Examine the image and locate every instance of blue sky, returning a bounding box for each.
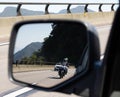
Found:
[15,23,52,53]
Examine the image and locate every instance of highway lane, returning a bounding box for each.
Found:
[0,45,22,94]
[14,69,75,88]
[96,25,111,54]
[0,24,111,96]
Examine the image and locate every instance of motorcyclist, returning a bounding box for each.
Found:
[61,58,69,75]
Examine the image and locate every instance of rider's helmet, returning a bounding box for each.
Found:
[64,58,68,61]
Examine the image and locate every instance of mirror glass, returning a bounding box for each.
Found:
[12,21,89,88]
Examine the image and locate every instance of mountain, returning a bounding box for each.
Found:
[58,6,94,14]
[0,7,44,17]
[14,42,43,62]
[0,6,94,17]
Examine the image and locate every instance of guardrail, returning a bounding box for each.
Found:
[0,2,119,15]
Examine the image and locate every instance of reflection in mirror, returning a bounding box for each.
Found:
[13,21,88,88]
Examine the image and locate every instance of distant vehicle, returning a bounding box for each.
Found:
[54,58,69,71]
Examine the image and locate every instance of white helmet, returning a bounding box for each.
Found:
[64,58,68,61]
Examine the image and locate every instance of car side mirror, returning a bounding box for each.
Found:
[9,19,100,91]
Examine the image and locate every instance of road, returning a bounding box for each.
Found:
[96,25,111,54]
[0,45,22,94]
[14,69,75,88]
[0,25,111,96]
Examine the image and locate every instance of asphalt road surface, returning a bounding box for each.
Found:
[14,69,75,88]
[0,25,111,96]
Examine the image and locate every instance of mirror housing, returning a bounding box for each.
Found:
[8,19,100,91]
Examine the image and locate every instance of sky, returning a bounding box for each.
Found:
[15,23,52,53]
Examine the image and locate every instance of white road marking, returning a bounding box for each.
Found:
[0,42,9,46]
[96,25,111,29]
[3,87,33,97]
[32,83,37,85]
[100,55,104,60]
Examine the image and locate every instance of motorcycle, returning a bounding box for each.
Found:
[58,65,67,78]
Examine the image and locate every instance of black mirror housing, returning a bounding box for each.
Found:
[8,19,100,91]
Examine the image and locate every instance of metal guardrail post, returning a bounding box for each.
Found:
[45,4,49,14]
[99,4,103,12]
[67,4,71,13]
[85,4,89,12]
[111,4,115,11]
[17,4,22,16]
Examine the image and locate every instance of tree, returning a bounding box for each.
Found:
[40,22,87,65]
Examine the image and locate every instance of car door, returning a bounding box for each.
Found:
[101,4,120,97]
